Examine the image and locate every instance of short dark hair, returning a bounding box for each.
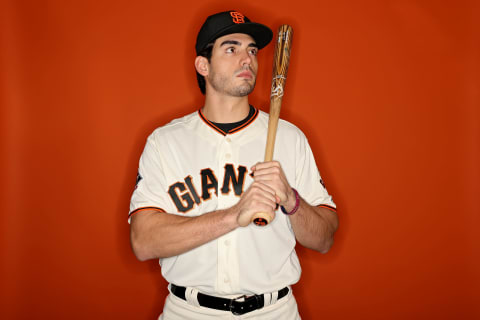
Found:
[196,43,214,95]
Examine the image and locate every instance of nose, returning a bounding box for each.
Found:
[240,49,252,67]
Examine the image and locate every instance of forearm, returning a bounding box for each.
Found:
[130,181,278,261]
[130,208,238,261]
[288,199,338,253]
[251,161,338,253]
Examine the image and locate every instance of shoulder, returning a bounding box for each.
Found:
[149,110,199,140]
[257,109,307,141]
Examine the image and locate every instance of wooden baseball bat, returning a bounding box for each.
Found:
[252,25,293,226]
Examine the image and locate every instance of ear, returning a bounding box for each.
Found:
[195,56,209,76]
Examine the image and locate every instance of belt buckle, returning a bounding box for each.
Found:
[229,294,260,316]
[229,295,247,315]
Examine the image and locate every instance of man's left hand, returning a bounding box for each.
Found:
[251,161,296,211]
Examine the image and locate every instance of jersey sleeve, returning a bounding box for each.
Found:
[294,131,336,211]
[128,132,174,222]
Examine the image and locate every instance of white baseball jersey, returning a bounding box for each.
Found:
[129,107,336,296]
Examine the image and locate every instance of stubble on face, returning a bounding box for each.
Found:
[208,67,256,97]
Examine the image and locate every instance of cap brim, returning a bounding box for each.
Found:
[204,22,273,51]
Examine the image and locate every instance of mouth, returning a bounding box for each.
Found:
[237,70,254,79]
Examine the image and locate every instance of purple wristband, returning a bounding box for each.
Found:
[281,188,300,215]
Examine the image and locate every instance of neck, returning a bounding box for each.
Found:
[202,93,250,123]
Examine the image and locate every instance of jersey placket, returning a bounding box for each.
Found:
[216,134,240,294]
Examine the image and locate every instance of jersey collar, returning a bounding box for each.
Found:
[198,106,259,136]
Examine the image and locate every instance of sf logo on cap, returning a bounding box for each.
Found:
[230,11,245,24]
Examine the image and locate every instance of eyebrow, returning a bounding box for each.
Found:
[219,40,258,48]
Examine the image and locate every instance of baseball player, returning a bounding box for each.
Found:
[129,10,338,319]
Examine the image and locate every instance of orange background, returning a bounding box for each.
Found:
[1,0,479,319]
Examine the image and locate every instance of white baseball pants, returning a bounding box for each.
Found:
[158,288,301,320]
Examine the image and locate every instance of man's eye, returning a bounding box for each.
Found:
[226,47,235,53]
[249,48,258,56]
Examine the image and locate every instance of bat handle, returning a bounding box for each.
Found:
[250,101,280,227]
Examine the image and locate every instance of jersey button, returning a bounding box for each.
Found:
[226,138,232,143]
[225,153,231,159]
[224,240,231,246]
[224,277,230,283]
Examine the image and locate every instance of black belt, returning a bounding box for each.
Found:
[170,284,289,315]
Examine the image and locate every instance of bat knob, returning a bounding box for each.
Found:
[253,217,269,226]
[251,212,274,227]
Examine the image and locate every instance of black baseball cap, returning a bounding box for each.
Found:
[195,10,273,55]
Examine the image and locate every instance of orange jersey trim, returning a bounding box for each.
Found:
[229,108,259,134]
[128,206,166,218]
[318,204,337,213]
[198,108,259,136]
[198,109,226,135]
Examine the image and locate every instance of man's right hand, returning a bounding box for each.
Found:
[234,181,278,227]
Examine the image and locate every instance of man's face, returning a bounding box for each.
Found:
[206,33,259,97]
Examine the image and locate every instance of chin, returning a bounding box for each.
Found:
[233,82,255,97]
[232,87,254,97]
